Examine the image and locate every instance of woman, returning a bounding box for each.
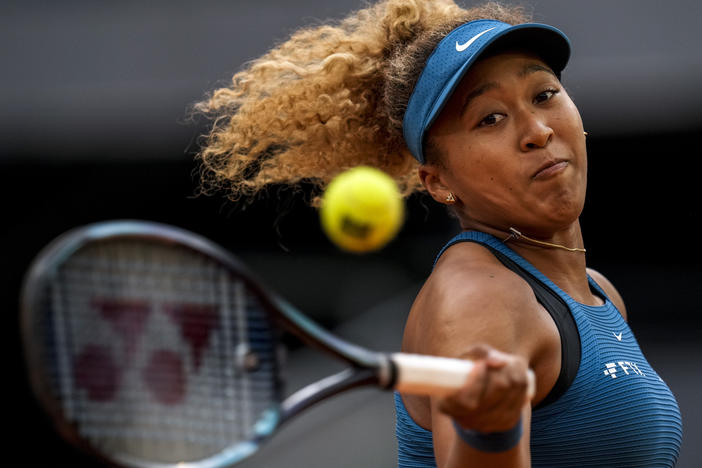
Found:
[195,1,683,466]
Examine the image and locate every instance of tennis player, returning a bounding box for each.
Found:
[194,1,683,466]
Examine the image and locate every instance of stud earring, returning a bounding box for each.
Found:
[445,193,456,204]
[583,131,589,136]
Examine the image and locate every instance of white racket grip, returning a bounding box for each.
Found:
[391,353,536,399]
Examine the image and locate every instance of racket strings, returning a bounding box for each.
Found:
[35,240,282,463]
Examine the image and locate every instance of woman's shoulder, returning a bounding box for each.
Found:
[586,267,628,320]
[431,240,531,302]
[404,241,542,357]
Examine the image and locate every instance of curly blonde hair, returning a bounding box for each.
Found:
[194,0,529,205]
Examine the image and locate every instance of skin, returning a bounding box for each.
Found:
[401,52,628,468]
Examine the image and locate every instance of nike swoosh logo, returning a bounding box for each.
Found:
[613,331,623,341]
[456,27,496,52]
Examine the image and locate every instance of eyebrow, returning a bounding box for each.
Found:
[518,63,557,78]
[460,82,499,117]
[460,63,557,117]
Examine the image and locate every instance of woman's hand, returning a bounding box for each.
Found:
[438,344,531,434]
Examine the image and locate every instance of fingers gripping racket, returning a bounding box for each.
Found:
[21,220,534,468]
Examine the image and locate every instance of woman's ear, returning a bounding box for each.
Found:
[418,165,455,205]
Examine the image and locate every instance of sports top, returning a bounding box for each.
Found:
[394,231,682,467]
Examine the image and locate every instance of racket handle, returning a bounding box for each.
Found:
[390,353,536,399]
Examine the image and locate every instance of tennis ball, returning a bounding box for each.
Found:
[320,166,404,253]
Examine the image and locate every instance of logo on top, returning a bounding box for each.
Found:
[603,361,645,379]
[455,27,496,52]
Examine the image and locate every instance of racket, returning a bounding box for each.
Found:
[21,220,535,468]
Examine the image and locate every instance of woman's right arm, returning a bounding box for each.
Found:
[403,245,545,468]
[430,347,532,468]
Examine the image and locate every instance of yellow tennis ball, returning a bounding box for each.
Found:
[320,166,404,253]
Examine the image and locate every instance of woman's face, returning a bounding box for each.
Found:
[422,51,587,236]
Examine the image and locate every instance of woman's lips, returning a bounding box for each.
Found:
[533,160,568,180]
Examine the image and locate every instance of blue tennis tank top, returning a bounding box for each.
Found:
[394,231,683,467]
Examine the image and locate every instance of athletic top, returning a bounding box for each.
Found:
[394,231,683,468]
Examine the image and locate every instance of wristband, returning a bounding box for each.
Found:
[451,417,523,453]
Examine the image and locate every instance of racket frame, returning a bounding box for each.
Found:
[20,220,396,468]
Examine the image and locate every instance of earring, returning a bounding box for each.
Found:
[445,193,456,204]
[583,131,589,136]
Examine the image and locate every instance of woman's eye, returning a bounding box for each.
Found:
[478,113,505,127]
[534,89,558,104]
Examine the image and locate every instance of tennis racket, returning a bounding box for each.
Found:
[21,220,534,468]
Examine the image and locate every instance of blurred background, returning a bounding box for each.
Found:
[2,0,700,466]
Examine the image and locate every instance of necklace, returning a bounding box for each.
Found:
[504,227,586,253]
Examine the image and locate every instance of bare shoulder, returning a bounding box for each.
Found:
[404,241,541,358]
[587,267,628,320]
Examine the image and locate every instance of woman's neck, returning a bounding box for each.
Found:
[461,220,601,306]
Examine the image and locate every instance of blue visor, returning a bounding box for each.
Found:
[402,19,570,163]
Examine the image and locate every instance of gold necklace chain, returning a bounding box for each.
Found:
[504,227,586,253]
